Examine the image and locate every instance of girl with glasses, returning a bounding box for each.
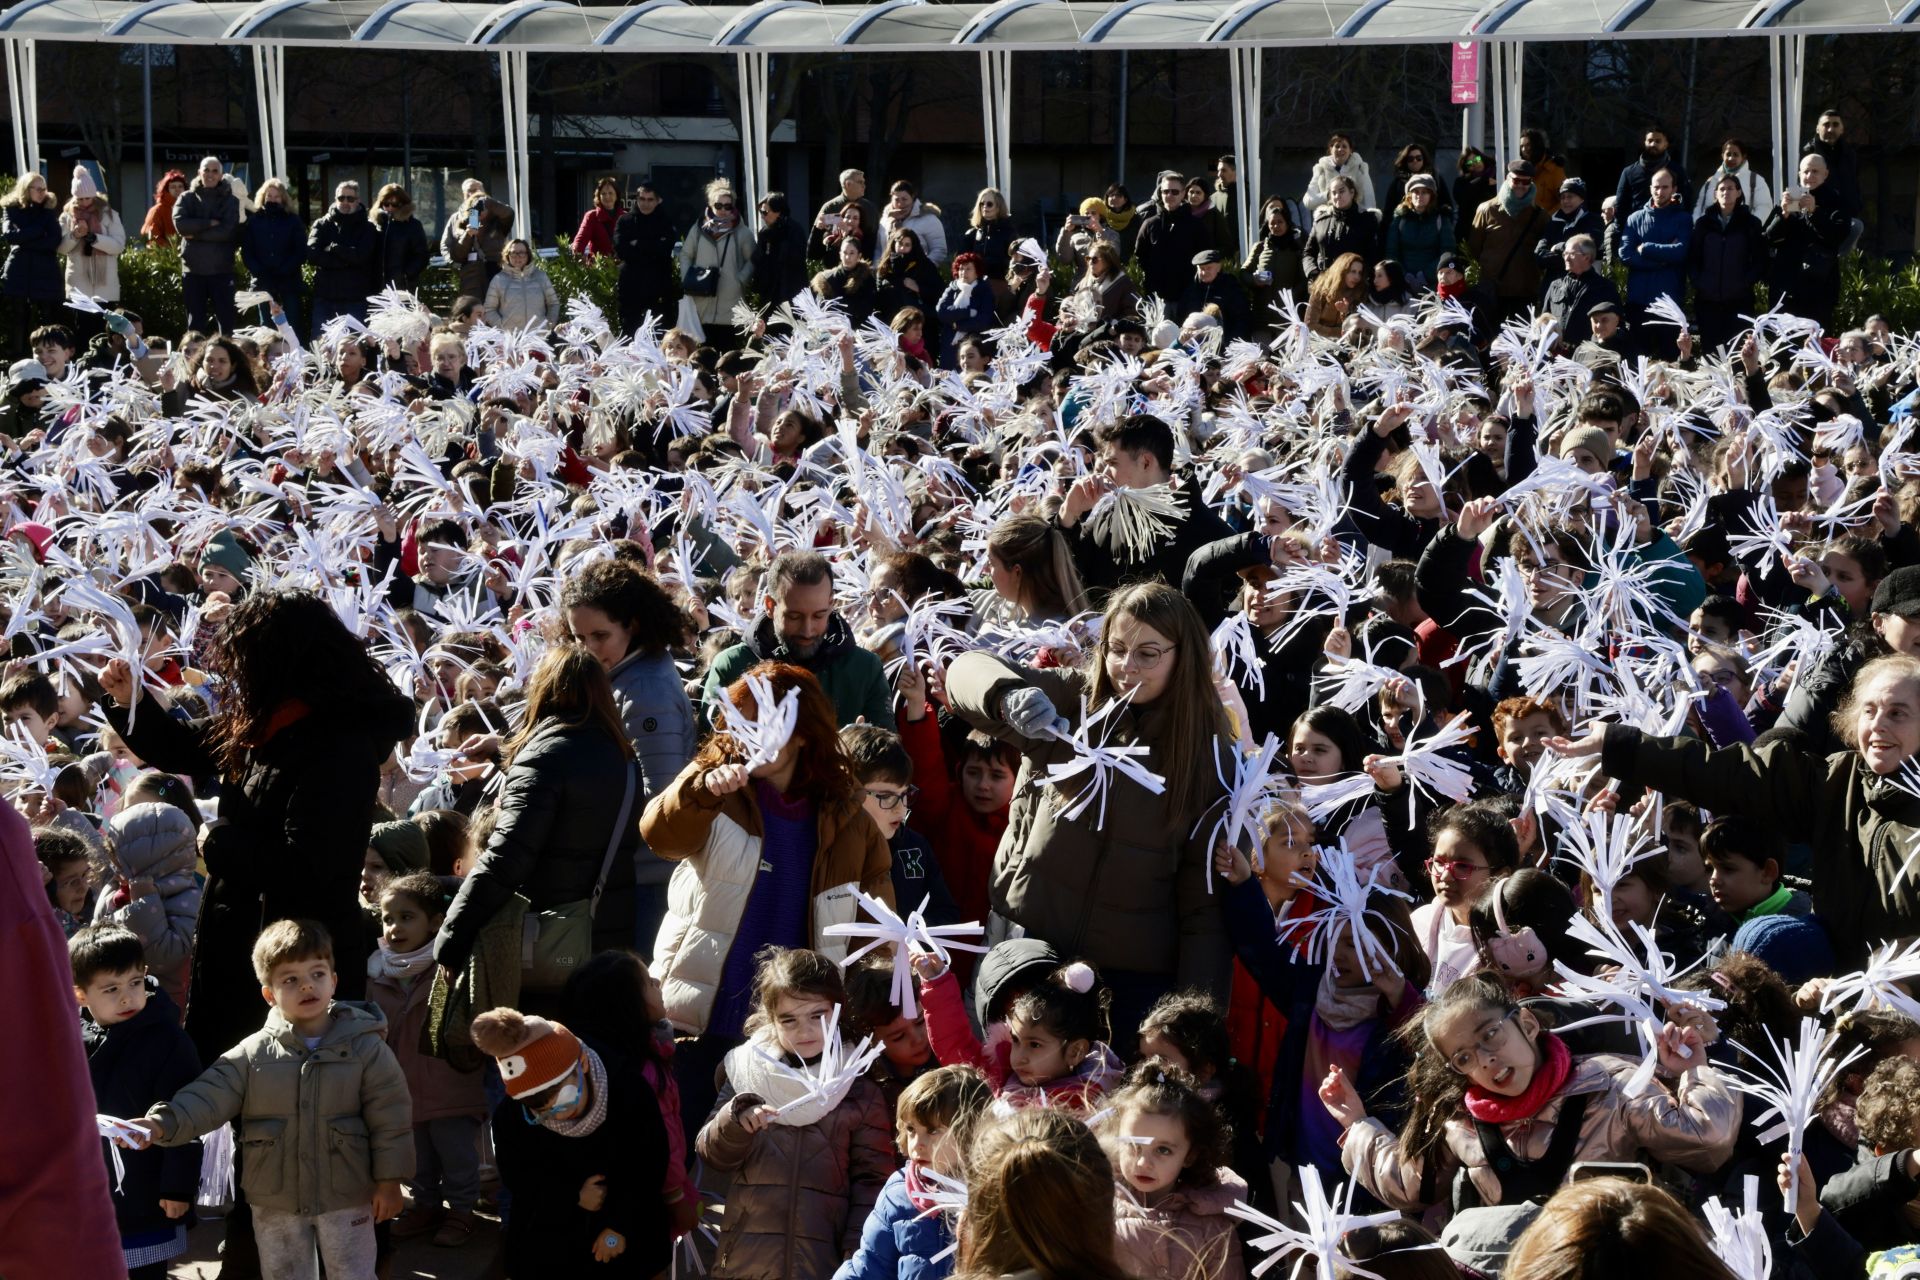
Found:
[1409,799,1519,995]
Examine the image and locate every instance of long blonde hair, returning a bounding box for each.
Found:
[1309,251,1368,312]
[3,172,49,209]
[955,1110,1128,1280]
[970,186,1007,229]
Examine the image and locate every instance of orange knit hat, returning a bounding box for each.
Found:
[469,1008,586,1099]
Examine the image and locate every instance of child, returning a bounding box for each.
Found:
[1288,706,1391,874]
[72,925,203,1280]
[1818,1056,1920,1254]
[407,699,500,817]
[1491,696,1568,790]
[912,935,1060,1076]
[839,723,963,928]
[1412,799,1520,993]
[895,666,1013,935]
[922,953,1122,1116]
[1136,991,1266,1211]
[38,826,95,936]
[833,1064,991,1280]
[845,955,939,1125]
[1700,813,1811,926]
[93,800,201,1015]
[1222,802,1319,1138]
[1105,1059,1246,1280]
[366,874,487,1248]
[698,946,894,1280]
[121,919,414,1279]
[1322,972,1740,1211]
[954,1108,1130,1279]
[1661,800,1710,896]
[1806,1010,1920,1186]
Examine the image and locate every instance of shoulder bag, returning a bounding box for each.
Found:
[521,759,637,994]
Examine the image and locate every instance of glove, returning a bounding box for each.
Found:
[1003,686,1067,739]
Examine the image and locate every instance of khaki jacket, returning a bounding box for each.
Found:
[147,1001,414,1215]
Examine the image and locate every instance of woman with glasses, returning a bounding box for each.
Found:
[946,581,1234,1048]
[612,181,677,337]
[678,178,757,350]
[571,175,622,261]
[371,183,430,290]
[957,186,1015,284]
[482,237,560,332]
[1381,143,1449,217]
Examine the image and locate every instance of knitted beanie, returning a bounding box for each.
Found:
[71,167,100,202]
[1731,913,1835,987]
[1557,425,1613,466]
[368,820,430,876]
[470,1009,587,1099]
[198,531,254,583]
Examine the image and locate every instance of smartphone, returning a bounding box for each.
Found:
[1568,1161,1652,1185]
[468,207,482,229]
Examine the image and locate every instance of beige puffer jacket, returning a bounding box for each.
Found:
[1341,1052,1741,1213]
[696,1034,895,1280]
[1111,1167,1247,1280]
[146,1000,415,1215]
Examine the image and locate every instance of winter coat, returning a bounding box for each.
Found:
[1,201,64,301]
[1060,473,1236,602]
[373,212,430,289]
[1132,207,1202,306]
[1385,205,1453,285]
[1541,267,1620,349]
[105,692,413,1065]
[1111,1168,1247,1280]
[1803,135,1864,221]
[1531,204,1605,284]
[679,219,757,327]
[753,215,811,308]
[1468,195,1547,303]
[436,718,642,972]
[698,1035,895,1280]
[815,264,879,329]
[92,802,201,1013]
[612,203,679,328]
[1176,270,1250,339]
[1242,227,1307,313]
[1688,206,1769,304]
[240,203,306,287]
[366,958,486,1123]
[1303,204,1381,281]
[483,260,561,330]
[573,204,619,260]
[1764,187,1850,324]
[875,252,944,332]
[1614,151,1693,218]
[1067,267,1140,329]
[58,203,126,303]
[308,204,378,301]
[441,196,514,299]
[1528,156,1568,209]
[639,764,894,1036]
[832,1167,955,1280]
[1598,725,1920,966]
[1181,531,1333,744]
[956,218,1014,278]
[934,278,996,367]
[809,192,882,259]
[1820,1148,1917,1255]
[946,652,1232,993]
[81,983,203,1238]
[172,180,241,277]
[1342,1051,1739,1211]
[897,710,1008,929]
[610,647,697,828]
[145,1000,415,1216]
[1619,201,1692,306]
[1694,166,1776,221]
[141,171,185,243]
[1341,428,1445,559]
[879,199,948,266]
[701,613,893,731]
[1304,154,1378,213]
[1453,173,1496,241]
[491,1039,671,1280]
[1055,220,1122,277]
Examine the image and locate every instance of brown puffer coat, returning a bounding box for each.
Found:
[696,1035,895,1280]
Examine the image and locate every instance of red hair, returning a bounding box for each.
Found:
[694,662,858,806]
[951,251,986,279]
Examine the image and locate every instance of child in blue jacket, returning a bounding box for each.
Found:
[834,1065,990,1280]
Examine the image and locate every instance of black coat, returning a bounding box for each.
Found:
[1062,473,1235,605]
[105,693,414,1063]
[1453,175,1495,241]
[1,201,64,302]
[1132,207,1202,306]
[1764,187,1850,322]
[1176,270,1250,339]
[814,264,877,329]
[436,719,639,974]
[1181,531,1333,744]
[1614,151,1693,218]
[875,254,943,329]
[82,983,203,1237]
[1302,204,1380,280]
[374,212,431,289]
[956,218,1015,278]
[308,205,378,301]
[240,205,307,284]
[612,205,679,330]
[1541,268,1620,349]
[751,216,810,308]
[1803,135,1864,221]
[1688,206,1768,303]
[1532,205,1605,283]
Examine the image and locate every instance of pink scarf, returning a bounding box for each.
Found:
[904,1161,938,1213]
[1462,1030,1572,1124]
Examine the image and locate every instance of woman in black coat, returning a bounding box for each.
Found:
[1302,178,1381,280]
[1688,174,1770,354]
[875,227,944,346]
[1,172,65,349]
[750,191,811,309]
[98,591,414,1064]
[372,183,432,290]
[240,178,308,334]
[612,184,679,336]
[435,644,640,976]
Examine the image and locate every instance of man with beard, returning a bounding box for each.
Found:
[1614,125,1693,219]
[699,550,892,729]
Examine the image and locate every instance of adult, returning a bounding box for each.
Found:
[1302,176,1380,280]
[1103,182,1142,256]
[1619,168,1692,359]
[1468,160,1547,323]
[172,156,241,335]
[307,180,378,337]
[807,168,880,261]
[1519,127,1566,208]
[1305,252,1368,340]
[1133,172,1202,310]
[1068,241,1140,330]
[1242,196,1307,324]
[935,252,997,369]
[572,175,622,260]
[1694,137,1775,222]
[1614,125,1692,218]
[441,178,515,301]
[985,513,1092,625]
[948,581,1234,1028]
[2,173,63,351]
[1055,197,1123,278]
[700,551,892,729]
[679,180,756,349]
[1304,131,1377,213]
[1385,174,1451,290]
[878,180,948,267]
[1453,147,1496,243]
[1688,173,1769,353]
[1541,234,1620,352]
[56,168,126,324]
[96,591,411,1062]
[1381,143,1447,217]
[1803,108,1864,229]
[612,181,677,336]
[1176,249,1249,341]
[436,645,643,978]
[484,238,561,332]
[371,183,430,291]
[1184,177,1227,255]
[749,191,810,308]
[140,169,187,245]
[240,177,306,336]
[957,186,1016,281]
[1764,153,1850,332]
[811,237,878,330]
[1533,176,1604,287]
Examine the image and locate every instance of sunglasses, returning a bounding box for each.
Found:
[715,202,736,210]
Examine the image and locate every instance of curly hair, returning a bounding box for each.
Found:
[1105,1058,1230,1188]
[559,558,692,658]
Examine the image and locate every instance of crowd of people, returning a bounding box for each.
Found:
[6,108,1920,1280]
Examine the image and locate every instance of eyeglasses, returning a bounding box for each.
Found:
[339,195,359,203]
[1447,1009,1522,1073]
[1426,855,1489,878]
[1105,642,1176,670]
[862,785,920,811]
[1510,179,1533,188]
[1516,559,1566,579]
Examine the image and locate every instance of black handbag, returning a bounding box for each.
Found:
[682,264,719,297]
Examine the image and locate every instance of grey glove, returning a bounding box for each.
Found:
[1004,686,1067,739]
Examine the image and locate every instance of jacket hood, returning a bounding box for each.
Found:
[84,976,179,1054]
[154,170,187,203]
[748,610,857,667]
[106,801,199,881]
[263,998,389,1050]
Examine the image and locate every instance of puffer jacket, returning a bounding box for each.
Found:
[1,201,64,301]
[946,652,1232,994]
[1599,725,1920,965]
[700,614,893,731]
[679,219,757,326]
[1303,153,1377,213]
[308,204,377,301]
[172,179,241,276]
[1302,203,1380,280]
[1342,1051,1740,1212]
[1688,206,1768,303]
[81,982,202,1238]
[483,260,560,331]
[640,765,894,1035]
[1385,205,1453,285]
[92,801,201,1013]
[436,719,640,973]
[698,1033,895,1280]
[240,202,306,286]
[833,1167,956,1280]
[879,198,948,266]
[145,1000,415,1216]
[1110,1168,1247,1280]
[366,955,487,1123]
[610,647,697,884]
[58,204,126,302]
[1619,200,1692,305]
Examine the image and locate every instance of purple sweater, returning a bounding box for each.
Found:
[711,780,818,1038]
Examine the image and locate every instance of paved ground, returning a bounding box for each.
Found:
[168,1210,503,1279]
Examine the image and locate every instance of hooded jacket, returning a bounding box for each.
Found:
[145,1000,415,1217]
[1304,153,1378,213]
[92,801,202,1012]
[141,170,186,242]
[58,201,126,303]
[366,953,487,1123]
[1303,202,1381,281]
[879,198,949,266]
[701,613,893,731]
[172,178,241,277]
[308,203,377,301]
[1111,1168,1248,1280]
[833,1166,957,1280]
[1,200,64,302]
[81,982,203,1238]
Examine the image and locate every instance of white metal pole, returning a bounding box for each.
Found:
[5,39,39,177]
[1768,35,1784,201]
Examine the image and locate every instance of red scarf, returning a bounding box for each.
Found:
[1437,278,1466,303]
[249,698,312,748]
[1462,1029,1572,1124]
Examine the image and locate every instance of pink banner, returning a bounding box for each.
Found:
[1450,41,1479,105]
